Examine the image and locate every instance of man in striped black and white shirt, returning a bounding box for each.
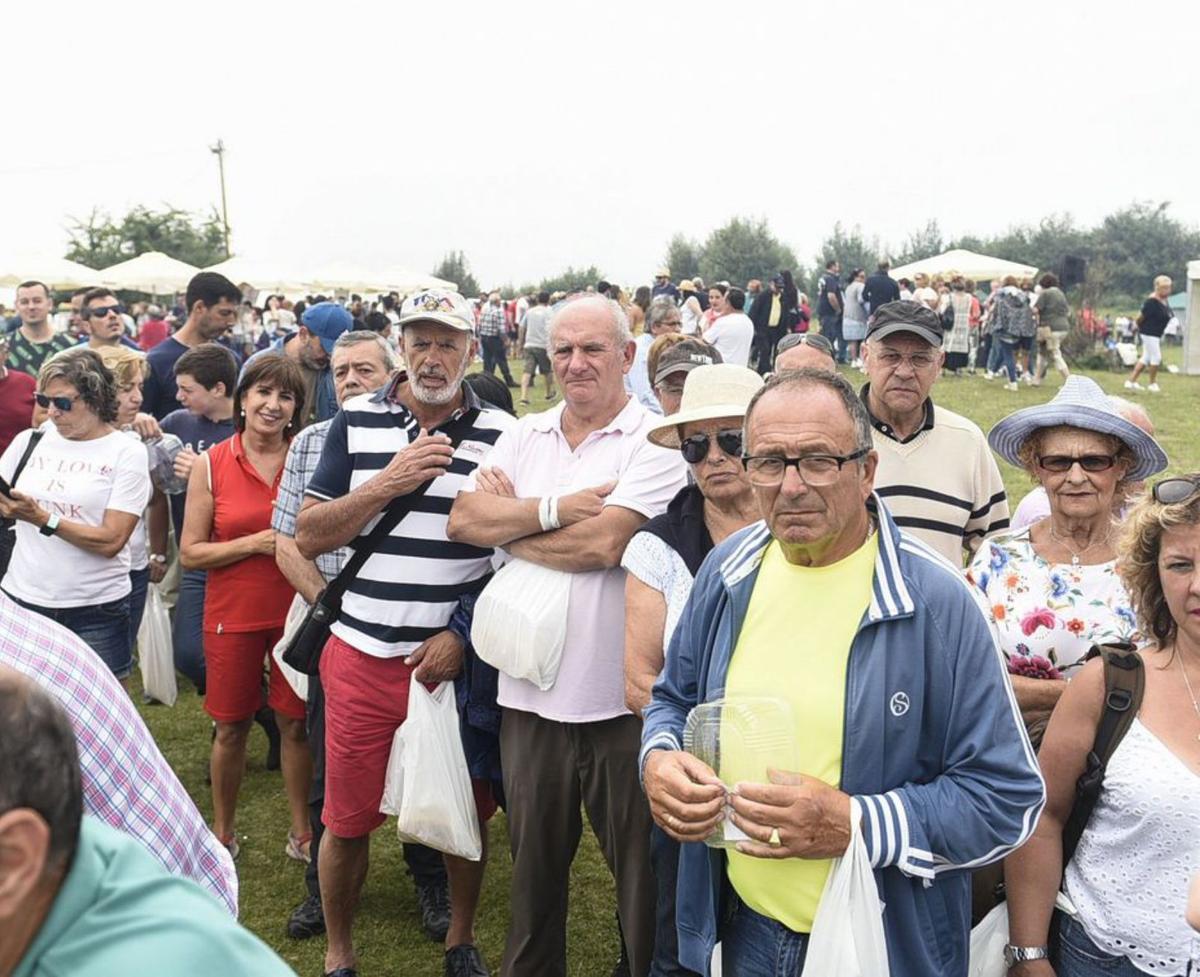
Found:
[296,289,513,977]
[861,301,1010,566]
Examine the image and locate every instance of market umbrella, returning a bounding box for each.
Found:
[205,255,310,294]
[307,260,458,294]
[0,254,104,289]
[99,251,202,294]
[889,249,1038,283]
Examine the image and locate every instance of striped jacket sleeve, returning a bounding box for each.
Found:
[962,435,1010,555]
[852,574,1044,881]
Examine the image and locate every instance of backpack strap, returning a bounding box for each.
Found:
[10,429,44,488]
[1060,642,1144,869]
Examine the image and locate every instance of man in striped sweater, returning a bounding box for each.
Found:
[860,301,1009,566]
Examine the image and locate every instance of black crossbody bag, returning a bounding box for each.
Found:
[282,410,479,675]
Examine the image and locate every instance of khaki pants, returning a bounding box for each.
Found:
[500,709,656,977]
[1035,326,1069,379]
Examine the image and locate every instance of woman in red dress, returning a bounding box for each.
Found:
[181,354,310,861]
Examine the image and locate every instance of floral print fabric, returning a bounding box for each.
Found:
[966,527,1139,675]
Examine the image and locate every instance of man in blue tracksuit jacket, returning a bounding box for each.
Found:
[640,369,1044,977]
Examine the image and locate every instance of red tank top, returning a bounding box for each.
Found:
[202,433,294,633]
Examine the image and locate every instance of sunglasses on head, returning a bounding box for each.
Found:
[1152,476,1200,505]
[776,332,834,356]
[679,428,743,465]
[86,304,121,319]
[1037,454,1117,473]
[36,393,79,412]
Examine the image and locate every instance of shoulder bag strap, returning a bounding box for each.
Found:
[1060,641,1144,868]
[319,408,481,606]
[10,429,45,487]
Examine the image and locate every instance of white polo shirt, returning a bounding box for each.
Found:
[464,396,686,723]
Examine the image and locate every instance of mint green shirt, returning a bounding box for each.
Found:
[15,817,296,977]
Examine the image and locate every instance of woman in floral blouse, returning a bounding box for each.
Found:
[970,376,1167,736]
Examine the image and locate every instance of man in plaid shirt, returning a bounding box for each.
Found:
[271,330,451,943]
[477,291,517,386]
[0,592,238,915]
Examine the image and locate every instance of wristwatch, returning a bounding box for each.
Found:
[39,512,60,537]
[149,554,168,564]
[1004,944,1049,968]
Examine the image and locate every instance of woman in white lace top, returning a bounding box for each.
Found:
[1004,475,1200,976]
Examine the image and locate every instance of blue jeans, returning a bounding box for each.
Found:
[649,823,700,977]
[720,895,809,977]
[988,338,1017,381]
[172,568,207,693]
[1055,915,1151,976]
[128,566,150,653]
[7,592,132,679]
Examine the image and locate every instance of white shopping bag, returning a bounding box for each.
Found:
[968,903,1008,977]
[138,585,177,706]
[470,558,571,690]
[800,809,890,977]
[379,681,481,861]
[271,594,310,702]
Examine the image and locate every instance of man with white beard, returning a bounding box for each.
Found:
[295,290,516,977]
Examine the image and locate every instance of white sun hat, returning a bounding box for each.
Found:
[646,364,763,449]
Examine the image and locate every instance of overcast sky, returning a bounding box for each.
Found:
[8,0,1197,289]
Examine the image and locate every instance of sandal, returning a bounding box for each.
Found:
[218,832,240,861]
[286,831,313,864]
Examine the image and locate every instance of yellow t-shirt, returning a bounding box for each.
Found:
[768,293,782,327]
[723,533,878,933]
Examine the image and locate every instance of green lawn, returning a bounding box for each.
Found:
[132,347,1200,977]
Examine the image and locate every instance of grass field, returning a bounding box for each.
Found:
[132,346,1200,977]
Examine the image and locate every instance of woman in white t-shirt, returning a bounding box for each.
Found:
[0,348,152,681]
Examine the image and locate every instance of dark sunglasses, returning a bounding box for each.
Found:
[680,428,743,465]
[1152,476,1200,505]
[775,332,834,357]
[86,304,122,319]
[36,393,79,412]
[1037,454,1117,473]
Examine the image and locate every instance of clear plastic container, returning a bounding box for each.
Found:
[146,433,189,495]
[683,696,798,848]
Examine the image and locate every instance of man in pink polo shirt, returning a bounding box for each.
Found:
[448,296,686,977]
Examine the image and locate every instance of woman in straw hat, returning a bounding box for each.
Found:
[621,362,763,977]
[967,375,1168,737]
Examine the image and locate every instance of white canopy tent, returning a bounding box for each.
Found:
[0,255,104,290]
[204,255,311,294]
[100,251,202,294]
[889,249,1038,283]
[305,260,456,295]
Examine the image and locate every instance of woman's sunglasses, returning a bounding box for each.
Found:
[1152,476,1200,505]
[680,429,743,465]
[1037,454,1117,473]
[35,393,79,412]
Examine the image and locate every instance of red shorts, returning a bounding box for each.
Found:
[319,633,497,839]
[203,626,305,723]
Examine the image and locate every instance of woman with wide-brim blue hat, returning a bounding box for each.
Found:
[967,374,1168,735]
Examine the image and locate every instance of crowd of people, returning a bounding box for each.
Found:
[0,265,1197,977]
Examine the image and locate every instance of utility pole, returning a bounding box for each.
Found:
[210,139,231,258]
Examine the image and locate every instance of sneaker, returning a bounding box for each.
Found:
[286,894,326,939]
[1147,382,1161,393]
[1004,382,1019,392]
[218,833,240,861]
[286,832,312,863]
[415,879,451,942]
[1124,380,1143,392]
[444,944,490,977]
[983,370,994,380]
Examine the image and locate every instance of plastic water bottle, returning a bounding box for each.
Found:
[147,433,189,495]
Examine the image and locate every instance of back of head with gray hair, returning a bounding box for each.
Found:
[646,295,679,331]
[548,295,633,348]
[743,368,873,457]
[333,329,398,372]
[0,670,83,873]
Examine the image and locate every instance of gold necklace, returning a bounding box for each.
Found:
[1047,521,1113,566]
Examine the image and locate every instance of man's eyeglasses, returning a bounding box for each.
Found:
[36,393,80,412]
[1152,475,1200,505]
[680,429,743,465]
[742,447,869,486]
[1037,454,1117,473]
[86,304,122,319]
[873,349,939,371]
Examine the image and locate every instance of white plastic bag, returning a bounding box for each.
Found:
[800,809,890,977]
[379,681,481,861]
[968,903,1008,977]
[470,557,571,690]
[138,585,177,706]
[271,593,310,702]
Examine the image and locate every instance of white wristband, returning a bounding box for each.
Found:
[538,495,562,532]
